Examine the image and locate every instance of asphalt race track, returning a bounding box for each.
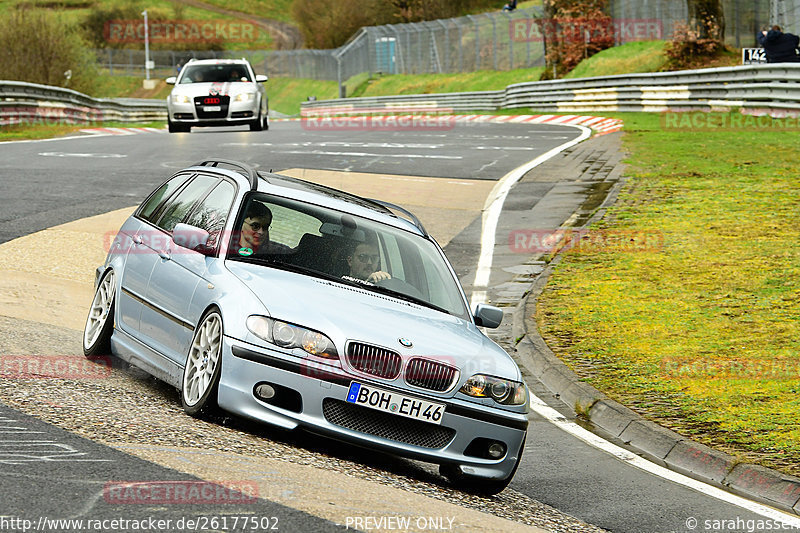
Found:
[0,121,793,533]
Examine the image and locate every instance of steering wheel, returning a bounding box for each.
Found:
[376,277,425,300]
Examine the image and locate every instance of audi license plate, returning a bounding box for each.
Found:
[203,105,221,112]
[346,382,445,425]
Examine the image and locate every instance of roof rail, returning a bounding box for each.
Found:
[193,159,259,191]
[367,199,428,236]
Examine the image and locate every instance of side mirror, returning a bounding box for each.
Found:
[474,303,504,329]
[173,223,212,255]
[165,76,177,85]
[255,74,268,83]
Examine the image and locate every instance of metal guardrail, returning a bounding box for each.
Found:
[301,64,800,116]
[3,63,800,126]
[0,80,167,126]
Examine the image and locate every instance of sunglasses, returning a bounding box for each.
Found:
[356,254,380,264]
[245,220,270,232]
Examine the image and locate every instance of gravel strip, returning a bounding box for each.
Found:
[0,315,605,533]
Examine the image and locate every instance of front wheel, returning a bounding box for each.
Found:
[168,120,190,133]
[83,270,115,357]
[181,309,224,417]
[249,110,264,132]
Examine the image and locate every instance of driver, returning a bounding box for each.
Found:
[347,241,390,283]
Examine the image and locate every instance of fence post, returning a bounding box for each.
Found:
[490,14,498,70]
[467,15,480,71]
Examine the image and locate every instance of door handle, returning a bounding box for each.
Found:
[133,235,143,245]
[158,250,171,261]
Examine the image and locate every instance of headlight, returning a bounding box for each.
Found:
[234,92,256,102]
[171,94,190,104]
[246,316,338,359]
[460,374,527,405]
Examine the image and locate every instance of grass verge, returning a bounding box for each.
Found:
[534,111,800,476]
[565,41,669,78]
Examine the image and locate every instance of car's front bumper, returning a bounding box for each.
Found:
[218,337,528,481]
[168,99,260,126]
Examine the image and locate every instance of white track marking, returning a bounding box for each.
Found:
[529,395,800,526]
[38,152,127,158]
[470,125,591,310]
[270,150,461,160]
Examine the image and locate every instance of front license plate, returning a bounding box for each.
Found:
[346,382,445,425]
[203,105,221,112]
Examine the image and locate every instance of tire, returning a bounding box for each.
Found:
[181,309,224,417]
[440,434,525,496]
[263,115,269,131]
[83,269,115,357]
[168,120,189,133]
[249,110,263,132]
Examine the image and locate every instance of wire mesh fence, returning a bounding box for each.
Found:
[96,1,800,81]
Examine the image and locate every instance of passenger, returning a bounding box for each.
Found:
[346,241,391,283]
[237,202,290,255]
[229,69,242,81]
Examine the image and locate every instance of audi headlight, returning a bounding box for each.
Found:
[246,316,338,359]
[234,92,256,102]
[171,94,190,104]
[460,374,527,405]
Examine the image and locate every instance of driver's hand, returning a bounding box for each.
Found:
[367,271,391,283]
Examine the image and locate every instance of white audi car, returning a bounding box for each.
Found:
[166,59,268,133]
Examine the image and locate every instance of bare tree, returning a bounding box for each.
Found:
[688,0,725,39]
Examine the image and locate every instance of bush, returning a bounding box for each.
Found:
[539,0,615,79]
[0,8,97,94]
[665,18,725,70]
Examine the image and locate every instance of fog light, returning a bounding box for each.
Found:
[487,442,506,459]
[254,383,276,400]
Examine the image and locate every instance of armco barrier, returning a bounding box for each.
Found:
[302,64,800,117]
[0,81,166,125]
[3,64,800,126]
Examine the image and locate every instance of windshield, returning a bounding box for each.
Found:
[179,64,251,84]
[227,193,470,320]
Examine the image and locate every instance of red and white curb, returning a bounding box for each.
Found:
[281,113,624,135]
[79,127,167,136]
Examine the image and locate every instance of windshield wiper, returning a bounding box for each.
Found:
[362,283,451,315]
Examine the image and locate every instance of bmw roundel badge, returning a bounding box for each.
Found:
[398,338,413,348]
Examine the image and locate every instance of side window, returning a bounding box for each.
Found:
[138,174,189,223]
[155,175,218,233]
[185,181,235,248]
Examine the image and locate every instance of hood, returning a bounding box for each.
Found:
[226,261,521,381]
[171,81,257,99]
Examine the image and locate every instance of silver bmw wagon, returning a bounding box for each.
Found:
[83,160,529,495]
